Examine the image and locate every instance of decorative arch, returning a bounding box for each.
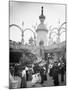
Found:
[23,28,36,39]
[49,22,66,39]
[9,24,23,32]
[9,24,24,42]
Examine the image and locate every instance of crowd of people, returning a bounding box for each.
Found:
[9,55,66,89]
[49,61,66,86]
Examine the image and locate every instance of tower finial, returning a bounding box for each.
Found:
[39,6,45,23]
[41,6,43,15]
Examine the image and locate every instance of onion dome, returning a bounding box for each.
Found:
[36,6,48,33]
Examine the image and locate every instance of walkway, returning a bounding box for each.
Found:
[27,73,66,88]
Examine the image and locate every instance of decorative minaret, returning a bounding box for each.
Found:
[36,6,48,46]
[36,6,48,59]
[39,6,45,24]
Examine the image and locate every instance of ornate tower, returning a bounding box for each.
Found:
[36,6,48,46]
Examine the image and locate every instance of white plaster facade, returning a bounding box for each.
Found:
[36,30,48,46]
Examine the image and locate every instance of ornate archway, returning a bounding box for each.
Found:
[49,22,66,44]
[9,24,24,43]
[23,28,36,39]
[24,28,36,45]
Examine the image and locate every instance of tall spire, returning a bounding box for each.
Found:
[39,6,45,23]
[41,6,43,15]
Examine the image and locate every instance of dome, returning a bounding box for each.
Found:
[36,6,48,33]
[36,23,48,32]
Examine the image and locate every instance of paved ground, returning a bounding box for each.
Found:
[10,73,66,89]
[27,73,66,88]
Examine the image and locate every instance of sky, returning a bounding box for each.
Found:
[9,1,66,43]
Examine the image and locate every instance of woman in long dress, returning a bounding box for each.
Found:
[21,68,27,88]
